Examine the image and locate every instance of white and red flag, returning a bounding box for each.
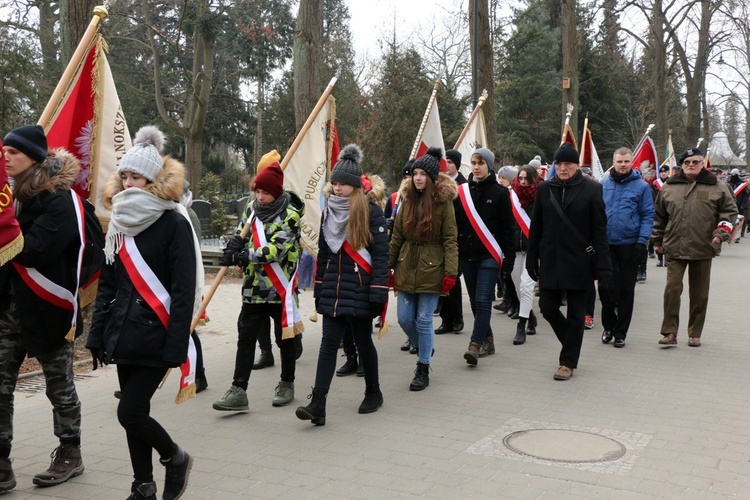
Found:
[656,133,677,190]
[454,95,488,178]
[631,128,659,173]
[546,114,578,180]
[413,100,447,172]
[579,118,604,179]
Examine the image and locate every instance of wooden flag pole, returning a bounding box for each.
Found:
[579,115,590,164]
[410,68,445,159]
[38,6,108,128]
[560,103,573,145]
[453,89,487,150]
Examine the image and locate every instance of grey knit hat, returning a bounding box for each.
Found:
[472,148,495,169]
[497,166,518,182]
[412,147,442,181]
[118,126,166,182]
[331,144,363,187]
[529,155,542,168]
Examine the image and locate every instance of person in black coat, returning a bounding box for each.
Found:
[526,143,612,381]
[86,126,198,500]
[296,145,389,426]
[454,148,516,366]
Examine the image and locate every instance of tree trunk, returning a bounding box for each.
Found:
[469,0,496,150]
[651,0,668,152]
[561,0,579,141]
[38,1,61,102]
[293,0,323,131]
[60,0,99,64]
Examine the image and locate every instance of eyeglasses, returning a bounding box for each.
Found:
[683,159,703,166]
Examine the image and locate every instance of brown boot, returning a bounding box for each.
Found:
[0,457,16,492]
[463,342,481,366]
[32,445,84,486]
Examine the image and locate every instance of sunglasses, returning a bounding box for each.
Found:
[683,159,703,166]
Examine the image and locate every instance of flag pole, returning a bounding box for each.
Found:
[453,89,487,149]
[38,6,109,128]
[579,115,589,164]
[560,103,573,145]
[410,68,445,158]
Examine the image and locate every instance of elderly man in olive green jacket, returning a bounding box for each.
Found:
[652,147,738,347]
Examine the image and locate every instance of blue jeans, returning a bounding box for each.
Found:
[461,258,499,344]
[397,292,439,364]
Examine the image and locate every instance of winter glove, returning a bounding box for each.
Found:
[89,348,107,371]
[386,218,395,232]
[501,257,515,278]
[441,275,457,294]
[526,266,540,282]
[370,302,386,319]
[219,248,249,268]
[634,242,647,263]
[225,235,248,252]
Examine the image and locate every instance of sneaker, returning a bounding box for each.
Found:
[613,338,625,348]
[212,386,249,411]
[584,315,594,330]
[161,447,192,500]
[127,481,157,500]
[553,366,574,380]
[0,457,16,492]
[32,445,84,486]
[272,381,294,407]
[658,333,677,347]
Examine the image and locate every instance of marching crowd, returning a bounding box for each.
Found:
[0,121,741,499]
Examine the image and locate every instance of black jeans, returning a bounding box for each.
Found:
[539,288,587,369]
[599,244,638,340]
[234,302,296,389]
[439,275,464,326]
[315,315,379,390]
[117,365,176,483]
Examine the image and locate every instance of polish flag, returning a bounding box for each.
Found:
[455,102,488,178]
[579,121,604,179]
[632,133,659,173]
[414,100,447,172]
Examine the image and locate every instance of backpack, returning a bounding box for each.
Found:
[79,197,105,286]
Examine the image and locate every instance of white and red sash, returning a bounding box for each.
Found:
[733,182,747,197]
[509,189,531,239]
[12,190,86,339]
[119,235,196,394]
[457,183,504,266]
[342,240,388,336]
[250,213,303,339]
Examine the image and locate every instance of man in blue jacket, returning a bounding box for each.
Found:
[599,147,655,347]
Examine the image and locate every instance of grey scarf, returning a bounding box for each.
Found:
[322,195,350,253]
[253,191,291,224]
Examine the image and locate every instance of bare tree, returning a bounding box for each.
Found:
[416,12,471,94]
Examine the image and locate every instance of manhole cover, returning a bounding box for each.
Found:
[503,429,626,463]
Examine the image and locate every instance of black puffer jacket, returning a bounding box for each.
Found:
[454,172,516,269]
[10,149,83,357]
[314,201,389,319]
[87,157,197,368]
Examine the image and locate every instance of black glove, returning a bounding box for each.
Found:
[370,302,385,319]
[526,266,540,282]
[386,218,395,232]
[225,235,247,252]
[635,242,647,263]
[89,348,107,370]
[219,248,249,267]
[501,258,515,280]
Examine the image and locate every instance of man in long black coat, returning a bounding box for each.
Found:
[526,143,612,380]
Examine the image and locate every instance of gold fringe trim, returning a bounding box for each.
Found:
[65,324,76,342]
[0,234,23,267]
[282,320,305,340]
[309,311,318,322]
[175,383,196,404]
[79,280,99,308]
[378,320,389,340]
[87,34,106,204]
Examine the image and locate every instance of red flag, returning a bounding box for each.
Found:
[561,122,577,149]
[0,138,24,266]
[414,100,447,172]
[579,120,604,179]
[329,122,340,174]
[631,134,658,172]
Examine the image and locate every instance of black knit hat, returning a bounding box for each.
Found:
[445,149,462,169]
[678,147,703,164]
[412,147,442,181]
[553,143,579,164]
[331,144,363,187]
[3,125,48,164]
[402,159,415,178]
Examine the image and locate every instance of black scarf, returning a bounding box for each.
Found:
[609,169,630,182]
[253,191,291,223]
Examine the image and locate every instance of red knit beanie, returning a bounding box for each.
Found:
[252,162,284,199]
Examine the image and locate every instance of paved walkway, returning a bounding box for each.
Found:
[7,241,750,499]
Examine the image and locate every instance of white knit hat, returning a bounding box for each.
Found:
[118,126,166,181]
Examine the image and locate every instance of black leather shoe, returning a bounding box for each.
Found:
[253,350,274,369]
[507,305,519,319]
[409,343,418,355]
[614,338,625,348]
[435,323,453,335]
[400,340,411,351]
[509,308,520,320]
[513,324,526,345]
[453,320,464,333]
[493,299,509,313]
[601,330,613,344]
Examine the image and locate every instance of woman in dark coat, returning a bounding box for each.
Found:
[296,145,389,425]
[87,126,199,500]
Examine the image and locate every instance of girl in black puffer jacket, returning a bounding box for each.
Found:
[296,145,389,426]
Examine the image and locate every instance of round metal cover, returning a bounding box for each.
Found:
[503,429,626,463]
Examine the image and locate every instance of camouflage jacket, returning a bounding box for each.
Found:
[239,191,304,304]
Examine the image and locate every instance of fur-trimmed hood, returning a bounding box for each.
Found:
[398,172,457,205]
[48,148,81,191]
[102,155,186,210]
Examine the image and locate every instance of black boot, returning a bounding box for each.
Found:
[127,481,157,500]
[294,334,303,360]
[195,370,208,393]
[295,388,327,426]
[409,362,430,391]
[513,323,526,345]
[358,384,383,414]
[493,298,509,312]
[526,310,537,335]
[160,447,192,500]
[336,354,358,377]
[253,349,274,370]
